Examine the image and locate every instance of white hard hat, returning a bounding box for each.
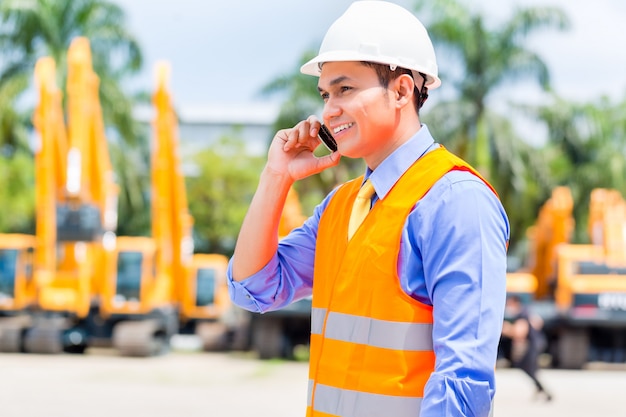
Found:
[301,1,441,89]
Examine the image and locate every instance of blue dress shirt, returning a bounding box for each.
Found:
[228,125,510,417]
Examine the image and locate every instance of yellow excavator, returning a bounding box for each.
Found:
[97,62,246,355]
[92,62,191,356]
[150,63,246,353]
[0,48,74,352]
[506,186,575,304]
[547,188,626,368]
[4,37,120,354]
[505,186,626,369]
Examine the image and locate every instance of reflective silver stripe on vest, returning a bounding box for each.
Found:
[308,380,494,417]
[307,379,314,407]
[311,308,433,351]
[309,382,422,417]
[311,307,327,335]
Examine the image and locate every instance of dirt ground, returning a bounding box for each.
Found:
[0,347,624,417]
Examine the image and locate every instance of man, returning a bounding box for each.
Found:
[501,295,552,401]
[228,2,509,416]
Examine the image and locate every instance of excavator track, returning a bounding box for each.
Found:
[0,316,31,352]
[23,316,69,354]
[24,327,64,354]
[112,319,169,357]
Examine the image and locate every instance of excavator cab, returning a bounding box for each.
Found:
[114,249,145,303]
[0,235,36,352]
[185,254,229,318]
[98,236,178,357]
[0,235,35,311]
[179,254,241,350]
[56,203,103,242]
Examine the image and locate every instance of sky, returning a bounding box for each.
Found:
[113,0,626,113]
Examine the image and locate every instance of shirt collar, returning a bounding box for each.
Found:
[363,124,436,200]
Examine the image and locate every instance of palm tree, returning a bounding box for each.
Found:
[532,94,626,242]
[0,69,35,233]
[0,0,150,235]
[413,0,570,249]
[414,0,569,168]
[0,71,31,152]
[0,0,144,144]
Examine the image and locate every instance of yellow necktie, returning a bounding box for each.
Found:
[348,179,376,240]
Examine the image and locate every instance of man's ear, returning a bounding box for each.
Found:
[394,74,415,108]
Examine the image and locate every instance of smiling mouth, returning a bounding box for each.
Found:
[333,123,353,135]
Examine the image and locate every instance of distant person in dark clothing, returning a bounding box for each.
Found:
[501,295,553,401]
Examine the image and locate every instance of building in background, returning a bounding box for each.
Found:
[134,102,279,174]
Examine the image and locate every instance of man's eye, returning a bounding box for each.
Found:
[320,92,329,101]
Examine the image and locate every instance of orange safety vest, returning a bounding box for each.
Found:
[307,147,496,417]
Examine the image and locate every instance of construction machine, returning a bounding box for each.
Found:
[545,188,626,368]
[12,37,120,354]
[90,63,187,356]
[505,186,574,309]
[179,253,243,351]
[97,62,246,355]
[151,63,248,352]
[0,50,71,352]
[503,186,626,369]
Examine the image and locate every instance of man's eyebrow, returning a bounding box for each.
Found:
[318,75,351,92]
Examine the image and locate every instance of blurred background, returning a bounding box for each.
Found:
[1,0,626,415]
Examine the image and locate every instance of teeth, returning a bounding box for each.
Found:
[333,123,353,134]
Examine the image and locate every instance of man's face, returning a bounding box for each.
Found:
[317,61,401,167]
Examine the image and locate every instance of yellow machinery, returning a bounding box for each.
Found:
[506,186,574,304]
[502,186,626,368]
[182,253,238,351]
[0,53,66,352]
[0,37,120,354]
[153,63,247,352]
[529,186,576,299]
[547,188,626,368]
[93,63,188,356]
[97,63,245,355]
[0,234,36,350]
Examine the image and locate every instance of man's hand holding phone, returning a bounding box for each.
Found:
[266,118,340,183]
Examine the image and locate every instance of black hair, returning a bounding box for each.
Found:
[360,62,429,114]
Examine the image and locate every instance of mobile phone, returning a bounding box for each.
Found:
[318,124,337,152]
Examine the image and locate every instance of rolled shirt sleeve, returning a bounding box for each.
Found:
[227,194,330,313]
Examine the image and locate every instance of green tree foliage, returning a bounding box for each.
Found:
[186,132,265,256]
[109,130,152,236]
[533,94,626,242]
[0,152,35,233]
[0,63,35,233]
[0,0,144,144]
[0,72,30,154]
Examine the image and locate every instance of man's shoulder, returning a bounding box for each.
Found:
[438,168,491,189]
